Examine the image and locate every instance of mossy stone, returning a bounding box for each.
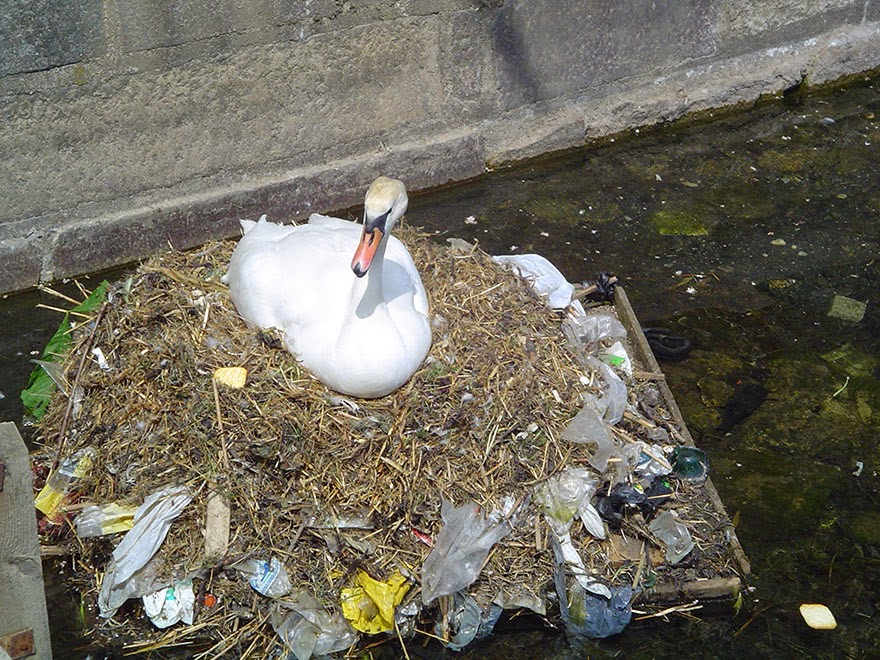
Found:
[649,209,708,236]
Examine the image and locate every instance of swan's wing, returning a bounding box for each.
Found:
[384,235,430,316]
[308,213,361,233]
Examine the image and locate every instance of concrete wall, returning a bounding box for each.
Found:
[1,0,879,294]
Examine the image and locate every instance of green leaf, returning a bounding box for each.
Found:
[20,281,109,420]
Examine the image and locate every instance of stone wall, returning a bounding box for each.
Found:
[1,0,878,293]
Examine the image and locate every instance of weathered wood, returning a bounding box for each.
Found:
[0,423,52,659]
[615,287,752,594]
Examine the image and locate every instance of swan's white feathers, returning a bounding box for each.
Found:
[225,179,431,398]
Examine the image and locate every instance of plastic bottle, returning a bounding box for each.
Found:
[75,502,137,537]
[34,447,97,519]
[236,557,292,598]
[671,446,709,483]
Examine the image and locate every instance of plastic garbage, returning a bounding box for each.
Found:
[633,443,673,478]
[536,468,605,539]
[538,471,610,598]
[596,480,672,524]
[340,569,410,634]
[272,592,357,660]
[595,483,647,524]
[436,593,503,651]
[394,600,420,638]
[586,356,627,426]
[142,579,195,628]
[601,341,633,377]
[561,400,618,473]
[75,502,137,537]
[671,446,709,483]
[421,499,514,604]
[98,485,193,618]
[492,253,575,309]
[236,557,292,598]
[34,447,96,520]
[563,313,627,354]
[648,510,694,564]
[560,580,635,640]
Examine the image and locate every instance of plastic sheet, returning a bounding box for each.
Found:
[492,254,575,309]
[539,469,610,598]
[75,502,137,537]
[536,468,604,540]
[561,401,618,473]
[340,569,410,633]
[586,356,627,426]
[272,592,357,660]
[98,485,193,618]
[436,593,503,651]
[563,581,635,639]
[648,510,694,564]
[601,340,632,377]
[34,447,96,519]
[236,557,292,598]
[563,313,627,353]
[142,579,195,628]
[420,500,514,604]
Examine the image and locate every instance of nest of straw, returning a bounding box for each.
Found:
[33,225,740,657]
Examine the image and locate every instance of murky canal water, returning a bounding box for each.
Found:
[2,71,878,658]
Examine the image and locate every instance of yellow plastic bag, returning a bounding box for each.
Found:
[340,570,410,634]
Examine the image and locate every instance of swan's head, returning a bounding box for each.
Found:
[351,176,408,277]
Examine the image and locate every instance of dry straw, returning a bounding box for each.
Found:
[35,226,741,656]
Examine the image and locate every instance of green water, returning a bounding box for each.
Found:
[2,71,878,658]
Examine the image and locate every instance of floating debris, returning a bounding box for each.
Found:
[799,603,837,630]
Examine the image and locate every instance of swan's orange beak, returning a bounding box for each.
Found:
[351,226,384,278]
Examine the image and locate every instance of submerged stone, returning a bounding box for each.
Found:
[649,209,708,236]
[846,510,880,545]
[827,295,867,323]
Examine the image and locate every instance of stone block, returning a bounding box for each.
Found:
[115,0,277,53]
[0,236,44,295]
[0,0,103,77]
[491,0,715,109]
[716,1,867,55]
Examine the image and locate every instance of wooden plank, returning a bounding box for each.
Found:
[614,287,752,597]
[0,422,52,660]
[0,629,35,660]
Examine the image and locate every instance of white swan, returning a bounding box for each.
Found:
[224,177,432,398]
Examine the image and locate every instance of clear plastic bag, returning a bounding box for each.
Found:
[648,510,694,564]
[421,500,513,604]
[271,592,357,660]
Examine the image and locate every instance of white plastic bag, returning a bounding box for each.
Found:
[493,254,575,309]
[142,579,195,628]
[98,485,193,618]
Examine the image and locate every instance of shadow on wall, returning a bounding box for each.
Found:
[491,0,717,108]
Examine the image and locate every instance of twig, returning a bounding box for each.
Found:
[211,378,230,472]
[633,600,702,621]
[52,301,107,473]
